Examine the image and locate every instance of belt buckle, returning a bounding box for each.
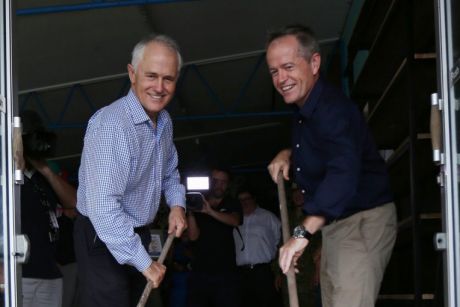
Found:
[240,264,255,269]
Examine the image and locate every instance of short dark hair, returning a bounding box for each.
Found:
[211,166,232,181]
[237,186,260,203]
[266,24,320,61]
[237,186,254,197]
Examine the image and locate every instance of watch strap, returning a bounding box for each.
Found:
[293,225,313,240]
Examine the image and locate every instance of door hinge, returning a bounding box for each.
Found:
[434,232,447,251]
[437,171,445,187]
[14,234,30,264]
[431,92,443,111]
[0,95,5,113]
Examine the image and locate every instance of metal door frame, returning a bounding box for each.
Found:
[2,0,22,305]
[435,0,460,305]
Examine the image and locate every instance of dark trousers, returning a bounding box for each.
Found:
[238,263,280,307]
[187,271,241,307]
[73,214,151,307]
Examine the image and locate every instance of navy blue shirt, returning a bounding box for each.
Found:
[191,195,243,273]
[292,77,393,222]
[22,172,62,279]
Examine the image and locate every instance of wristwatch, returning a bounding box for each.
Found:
[292,225,313,240]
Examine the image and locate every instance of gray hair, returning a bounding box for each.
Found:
[266,24,320,61]
[131,33,183,73]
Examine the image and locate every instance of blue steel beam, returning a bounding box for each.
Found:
[173,111,292,121]
[19,92,52,123]
[18,48,288,130]
[189,64,226,113]
[46,111,293,130]
[56,84,96,124]
[17,0,195,15]
[229,53,265,112]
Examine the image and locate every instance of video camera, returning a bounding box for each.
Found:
[21,110,56,160]
[185,176,209,211]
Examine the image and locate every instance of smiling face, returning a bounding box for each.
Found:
[128,42,179,121]
[266,35,320,108]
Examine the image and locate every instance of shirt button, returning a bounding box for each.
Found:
[301,189,306,194]
[296,144,300,148]
[296,167,300,172]
[298,119,302,124]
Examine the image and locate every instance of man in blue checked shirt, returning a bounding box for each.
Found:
[75,34,187,307]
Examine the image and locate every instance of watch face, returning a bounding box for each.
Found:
[293,225,306,238]
[293,225,313,240]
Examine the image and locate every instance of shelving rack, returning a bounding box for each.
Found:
[345,0,442,306]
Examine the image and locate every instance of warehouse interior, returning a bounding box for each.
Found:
[9,0,454,306]
[16,0,351,196]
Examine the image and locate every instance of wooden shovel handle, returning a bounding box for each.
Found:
[136,233,175,307]
[277,173,299,307]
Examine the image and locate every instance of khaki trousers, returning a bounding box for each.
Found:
[320,202,397,307]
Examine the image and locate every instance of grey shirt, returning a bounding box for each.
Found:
[234,207,281,266]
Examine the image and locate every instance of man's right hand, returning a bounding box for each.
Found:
[279,237,308,274]
[267,149,292,183]
[142,261,166,289]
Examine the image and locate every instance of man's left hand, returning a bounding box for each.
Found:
[142,261,166,288]
[201,198,213,215]
[168,206,187,237]
[27,158,50,174]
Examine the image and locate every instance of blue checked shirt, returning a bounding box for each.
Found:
[77,89,185,272]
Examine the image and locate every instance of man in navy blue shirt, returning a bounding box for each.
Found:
[266,25,397,307]
[186,168,243,307]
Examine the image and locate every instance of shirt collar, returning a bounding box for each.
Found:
[297,76,324,119]
[24,169,35,179]
[125,89,168,128]
[126,89,151,125]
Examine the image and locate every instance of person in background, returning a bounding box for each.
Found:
[186,168,243,307]
[163,231,192,307]
[56,205,79,307]
[234,187,281,307]
[75,33,187,307]
[47,160,80,307]
[20,110,77,307]
[266,24,397,307]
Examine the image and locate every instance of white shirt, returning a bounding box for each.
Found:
[234,206,281,266]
